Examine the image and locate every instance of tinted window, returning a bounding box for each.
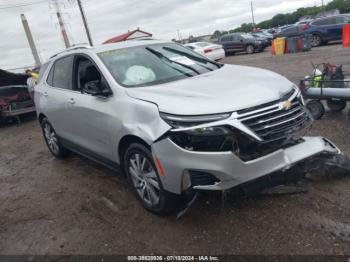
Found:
[336,16,350,24]
[47,64,54,86]
[231,35,240,41]
[52,56,73,90]
[220,36,230,42]
[313,17,336,26]
[38,62,49,82]
[283,27,298,34]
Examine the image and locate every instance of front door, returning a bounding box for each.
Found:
[64,55,116,160]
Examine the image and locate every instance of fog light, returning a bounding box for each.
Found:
[182,170,192,191]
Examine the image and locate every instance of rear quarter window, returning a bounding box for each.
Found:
[50,56,74,90]
[38,62,49,82]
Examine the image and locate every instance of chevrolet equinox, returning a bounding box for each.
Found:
[35,40,341,214]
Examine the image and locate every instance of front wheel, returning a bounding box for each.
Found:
[246,45,254,54]
[124,143,180,215]
[311,34,322,47]
[306,100,325,120]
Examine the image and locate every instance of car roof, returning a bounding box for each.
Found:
[313,13,350,21]
[49,39,170,61]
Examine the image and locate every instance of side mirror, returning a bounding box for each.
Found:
[83,80,111,97]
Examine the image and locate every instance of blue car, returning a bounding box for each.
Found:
[306,14,350,47]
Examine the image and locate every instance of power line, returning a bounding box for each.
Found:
[0,0,48,10]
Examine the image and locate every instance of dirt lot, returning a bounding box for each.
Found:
[1,44,350,255]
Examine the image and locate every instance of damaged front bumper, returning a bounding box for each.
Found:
[151,136,341,195]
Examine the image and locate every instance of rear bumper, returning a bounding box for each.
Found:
[151,136,340,194]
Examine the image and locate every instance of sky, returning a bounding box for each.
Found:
[0,0,331,70]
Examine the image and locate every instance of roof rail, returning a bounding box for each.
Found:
[50,44,92,59]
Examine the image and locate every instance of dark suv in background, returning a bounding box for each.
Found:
[219,33,266,55]
[306,14,350,47]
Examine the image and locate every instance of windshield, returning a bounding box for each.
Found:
[98,42,222,87]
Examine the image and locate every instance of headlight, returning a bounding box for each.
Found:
[292,84,305,105]
[183,126,233,136]
[160,112,231,129]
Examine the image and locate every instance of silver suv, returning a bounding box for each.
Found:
[36,40,341,214]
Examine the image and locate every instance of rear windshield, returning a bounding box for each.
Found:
[98,43,222,88]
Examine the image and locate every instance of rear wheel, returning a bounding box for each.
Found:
[246,45,254,54]
[123,143,180,215]
[327,99,347,112]
[311,34,322,47]
[41,118,70,158]
[306,100,325,120]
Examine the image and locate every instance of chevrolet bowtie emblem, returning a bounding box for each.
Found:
[281,100,292,110]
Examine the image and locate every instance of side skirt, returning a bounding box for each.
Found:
[60,137,122,173]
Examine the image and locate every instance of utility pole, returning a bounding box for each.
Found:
[177,29,182,43]
[250,0,256,29]
[21,14,41,67]
[53,0,70,48]
[77,0,93,46]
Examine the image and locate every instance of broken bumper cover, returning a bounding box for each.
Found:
[151,136,341,195]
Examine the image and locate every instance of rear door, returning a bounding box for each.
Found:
[220,35,233,52]
[327,16,342,40]
[233,35,245,51]
[44,55,74,140]
[334,15,350,40]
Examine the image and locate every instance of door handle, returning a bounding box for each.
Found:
[68,98,75,104]
[43,92,48,97]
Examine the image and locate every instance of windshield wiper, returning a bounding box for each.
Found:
[145,47,200,76]
[162,46,223,69]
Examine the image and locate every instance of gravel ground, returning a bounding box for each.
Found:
[1,44,350,255]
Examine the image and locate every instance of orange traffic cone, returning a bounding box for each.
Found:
[271,39,276,55]
[343,24,350,48]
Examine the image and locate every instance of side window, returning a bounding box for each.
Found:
[336,16,350,24]
[233,35,241,41]
[38,62,49,82]
[52,56,74,90]
[326,17,337,25]
[47,64,54,86]
[74,56,105,92]
[220,36,228,42]
[313,18,327,26]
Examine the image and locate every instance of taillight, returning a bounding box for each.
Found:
[204,48,213,53]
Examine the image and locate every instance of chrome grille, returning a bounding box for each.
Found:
[237,94,312,143]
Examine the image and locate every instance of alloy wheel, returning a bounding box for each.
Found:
[43,123,60,155]
[311,35,321,47]
[247,45,254,54]
[128,153,160,206]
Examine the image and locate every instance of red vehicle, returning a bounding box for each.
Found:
[0,69,35,123]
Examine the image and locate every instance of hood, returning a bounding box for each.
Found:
[126,64,294,115]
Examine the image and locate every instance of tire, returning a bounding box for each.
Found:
[311,34,322,47]
[326,99,347,112]
[306,100,325,120]
[246,45,254,54]
[41,118,70,158]
[123,143,180,215]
